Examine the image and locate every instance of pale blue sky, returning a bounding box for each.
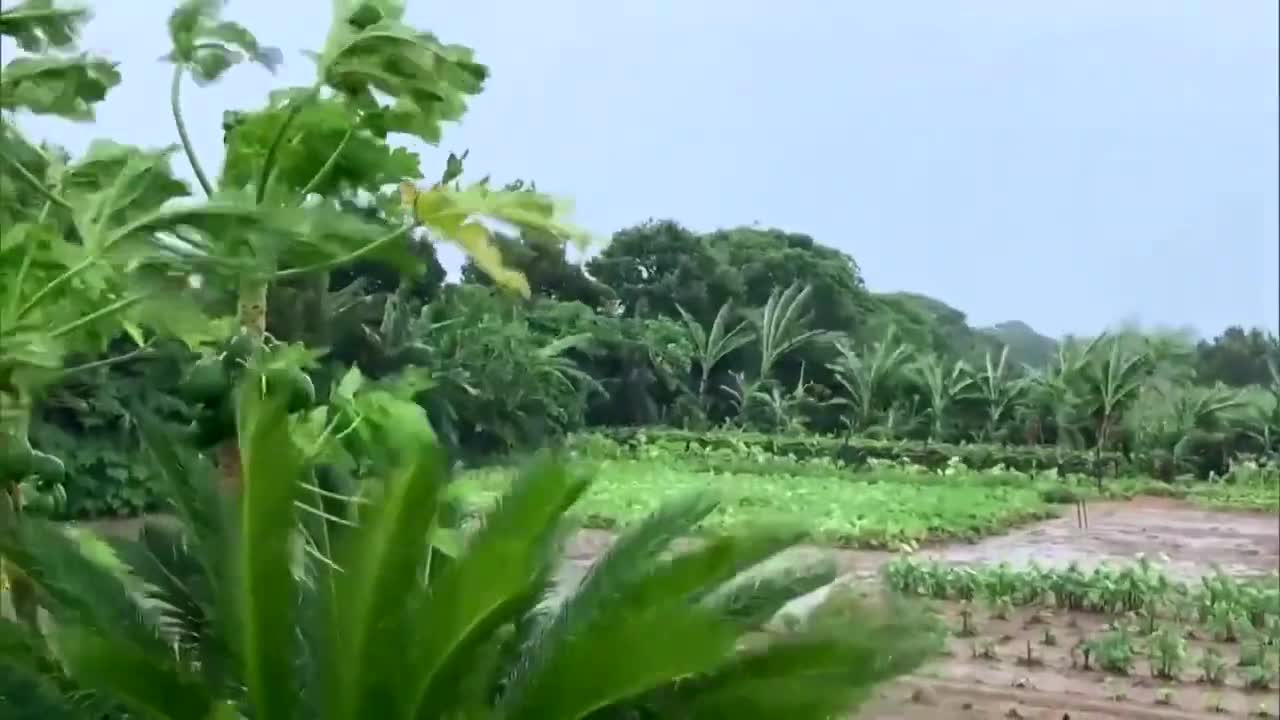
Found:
[11,0,1279,338]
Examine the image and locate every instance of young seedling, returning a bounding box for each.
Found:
[1147,626,1187,680]
[1041,627,1058,647]
[971,638,998,660]
[1071,637,1093,671]
[1241,663,1277,691]
[989,596,1014,621]
[1091,629,1135,675]
[1239,637,1267,668]
[1199,648,1228,685]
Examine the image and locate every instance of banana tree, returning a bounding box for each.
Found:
[827,326,911,437]
[1077,336,1156,472]
[755,283,829,381]
[0,373,933,720]
[676,300,755,402]
[970,346,1028,445]
[1164,385,1252,476]
[1241,358,1280,461]
[1022,337,1104,451]
[912,353,975,445]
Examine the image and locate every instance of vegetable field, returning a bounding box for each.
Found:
[460,459,1059,548]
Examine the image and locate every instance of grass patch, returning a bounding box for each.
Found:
[1184,480,1280,513]
[458,460,1057,548]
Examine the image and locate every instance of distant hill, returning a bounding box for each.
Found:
[866,292,1001,359]
[980,320,1059,367]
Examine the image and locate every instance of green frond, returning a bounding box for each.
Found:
[229,374,304,720]
[402,457,587,719]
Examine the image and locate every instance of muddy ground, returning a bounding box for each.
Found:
[85,499,1280,718]
[563,500,1280,719]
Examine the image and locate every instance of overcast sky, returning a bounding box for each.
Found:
[11,0,1279,338]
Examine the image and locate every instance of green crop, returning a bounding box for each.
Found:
[460,459,1056,548]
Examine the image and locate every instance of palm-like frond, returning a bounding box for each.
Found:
[756,283,829,380]
[677,301,756,398]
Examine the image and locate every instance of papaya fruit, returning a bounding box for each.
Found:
[18,482,53,516]
[49,482,67,514]
[179,357,230,404]
[222,332,257,369]
[192,401,236,449]
[28,450,65,482]
[266,366,316,413]
[0,434,36,479]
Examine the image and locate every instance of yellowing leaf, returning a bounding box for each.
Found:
[453,222,530,298]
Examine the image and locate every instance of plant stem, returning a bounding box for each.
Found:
[0,151,71,210]
[273,225,410,280]
[48,294,146,339]
[55,343,156,379]
[4,203,46,317]
[298,125,354,198]
[15,256,95,322]
[238,277,269,339]
[256,95,309,204]
[170,65,215,197]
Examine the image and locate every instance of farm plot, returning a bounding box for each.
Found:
[457,459,1059,548]
[851,506,1280,719]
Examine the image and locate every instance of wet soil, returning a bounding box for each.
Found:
[857,603,1280,719]
[561,500,1280,719]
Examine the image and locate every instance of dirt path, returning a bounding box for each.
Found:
[919,498,1280,580]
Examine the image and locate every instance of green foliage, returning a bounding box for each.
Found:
[165,0,282,84]
[884,556,1280,640]
[459,457,1057,548]
[0,1,119,120]
[0,373,931,719]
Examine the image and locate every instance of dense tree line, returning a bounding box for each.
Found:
[27,209,1278,516]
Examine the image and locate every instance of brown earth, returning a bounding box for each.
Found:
[562,500,1280,719]
[857,603,1280,719]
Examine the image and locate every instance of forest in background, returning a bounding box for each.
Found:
[27,211,1280,518]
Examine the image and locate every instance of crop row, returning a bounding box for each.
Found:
[883,556,1280,644]
[578,427,1280,482]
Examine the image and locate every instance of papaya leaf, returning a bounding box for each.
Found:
[165,0,281,84]
[0,0,90,52]
[220,97,421,198]
[399,177,589,297]
[317,0,487,145]
[0,55,120,119]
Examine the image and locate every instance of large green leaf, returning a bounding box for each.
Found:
[0,55,120,120]
[318,0,487,145]
[0,0,89,51]
[165,0,281,84]
[220,96,422,200]
[324,437,447,720]
[55,625,214,720]
[400,458,588,719]
[229,374,303,720]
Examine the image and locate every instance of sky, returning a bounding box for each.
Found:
[10,0,1279,339]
